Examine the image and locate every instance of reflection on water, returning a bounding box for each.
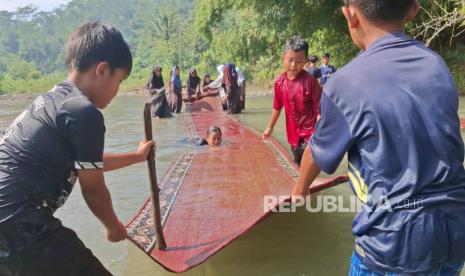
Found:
[1,94,464,276]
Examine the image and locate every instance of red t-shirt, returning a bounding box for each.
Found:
[273,71,321,147]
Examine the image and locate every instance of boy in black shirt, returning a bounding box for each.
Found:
[0,22,153,275]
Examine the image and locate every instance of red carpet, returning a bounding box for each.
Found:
[126,97,348,272]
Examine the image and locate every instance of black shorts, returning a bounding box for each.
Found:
[291,138,308,166]
[0,218,111,276]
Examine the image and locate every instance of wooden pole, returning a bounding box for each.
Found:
[143,103,167,250]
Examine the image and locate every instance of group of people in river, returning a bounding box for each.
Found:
[147,63,246,118]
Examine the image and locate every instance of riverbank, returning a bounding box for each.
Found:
[0,85,273,104]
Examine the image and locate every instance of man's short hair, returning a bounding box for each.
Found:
[323,53,331,59]
[342,0,415,23]
[283,36,309,57]
[66,22,132,75]
[309,55,319,63]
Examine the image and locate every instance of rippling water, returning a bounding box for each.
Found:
[1,93,464,276]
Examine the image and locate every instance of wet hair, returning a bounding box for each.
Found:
[283,36,309,57]
[66,22,132,75]
[200,126,222,146]
[309,55,319,63]
[207,126,222,137]
[342,0,415,23]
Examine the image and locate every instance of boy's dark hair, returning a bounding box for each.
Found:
[323,53,331,59]
[283,36,309,57]
[207,126,222,137]
[309,55,319,63]
[66,22,132,76]
[342,0,415,23]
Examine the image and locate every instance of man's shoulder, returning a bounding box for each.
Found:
[321,60,362,104]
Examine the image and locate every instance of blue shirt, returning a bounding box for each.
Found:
[319,64,337,85]
[0,81,105,224]
[310,33,465,273]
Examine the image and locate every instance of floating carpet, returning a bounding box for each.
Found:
[127,97,348,272]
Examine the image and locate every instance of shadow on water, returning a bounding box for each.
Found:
[1,94,465,276]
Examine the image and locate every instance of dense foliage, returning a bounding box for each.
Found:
[0,0,463,95]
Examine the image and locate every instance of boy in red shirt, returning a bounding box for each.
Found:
[262,36,321,165]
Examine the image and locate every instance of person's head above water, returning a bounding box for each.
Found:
[201,126,222,146]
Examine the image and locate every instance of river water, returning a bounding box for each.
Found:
[1,94,464,276]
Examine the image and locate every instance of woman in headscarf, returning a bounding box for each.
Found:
[184,68,201,102]
[147,65,172,118]
[168,65,182,113]
[222,63,241,114]
[202,73,212,87]
[198,73,219,99]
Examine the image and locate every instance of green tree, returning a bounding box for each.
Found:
[155,11,178,41]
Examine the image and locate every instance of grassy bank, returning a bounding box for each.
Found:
[0,73,66,96]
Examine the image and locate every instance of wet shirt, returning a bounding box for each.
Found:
[0,81,105,223]
[310,33,465,273]
[319,64,337,85]
[273,71,321,147]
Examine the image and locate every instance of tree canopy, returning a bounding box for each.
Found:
[0,0,463,95]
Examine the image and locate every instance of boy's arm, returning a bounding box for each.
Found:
[262,108,281,139]
[78,169,126,242]
[292,147,321,200]
[103,140,154,172]
[263,78,283,139]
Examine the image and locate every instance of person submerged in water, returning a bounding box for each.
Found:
[199,126,222,146]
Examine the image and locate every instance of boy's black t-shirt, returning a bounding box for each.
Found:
[0,81,105,223]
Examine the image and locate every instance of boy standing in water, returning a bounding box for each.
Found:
[262,36,321,166]
[293,0,465,274]
[304,55,322,84]
[0,22,154,275]
[319,53,337,85]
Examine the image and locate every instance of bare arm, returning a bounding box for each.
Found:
[262,108,281,139]
[103,140,154,172]
[292,147,321,200]
[78,169,126,242]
